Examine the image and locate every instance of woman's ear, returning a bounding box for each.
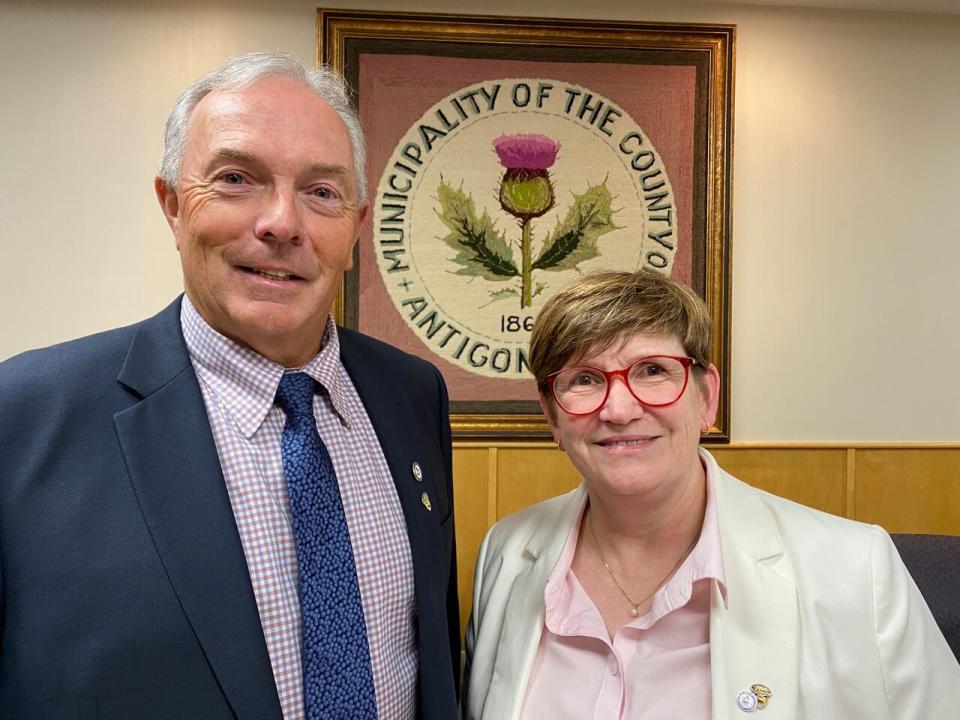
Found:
[699,363,721,431]
[538,392,562,447]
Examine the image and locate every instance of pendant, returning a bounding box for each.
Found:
[629,606,639,617]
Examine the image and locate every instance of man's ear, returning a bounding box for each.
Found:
[345,201,370,272]
[154,176,180,240]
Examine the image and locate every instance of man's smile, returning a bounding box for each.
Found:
[239,265,305,281]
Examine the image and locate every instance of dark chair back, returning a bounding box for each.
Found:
[891,533,960,663]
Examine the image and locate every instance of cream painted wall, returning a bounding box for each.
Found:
[2,0,959,441]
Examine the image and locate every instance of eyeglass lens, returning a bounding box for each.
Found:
[552,356,690,414]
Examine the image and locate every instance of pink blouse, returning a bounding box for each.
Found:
[521,469,726,719]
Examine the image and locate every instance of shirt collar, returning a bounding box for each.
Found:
[544,451,728,633]
[663,450,728,611]
[304,315,353,429]
[180,296,353,437]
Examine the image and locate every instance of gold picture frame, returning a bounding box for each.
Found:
[319,9,734,440]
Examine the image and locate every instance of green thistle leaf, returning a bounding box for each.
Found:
[532,182,618,272]
[436,180,518,280]
[479,287,519,308]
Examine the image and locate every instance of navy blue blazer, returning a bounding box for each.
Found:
[0,297,459,719]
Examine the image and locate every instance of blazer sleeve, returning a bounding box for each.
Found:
[871,526,960,716]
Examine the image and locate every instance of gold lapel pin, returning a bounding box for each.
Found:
[736,684,772,713]
[421,492,432,511]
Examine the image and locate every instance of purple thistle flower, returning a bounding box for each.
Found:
[492,134,560,170]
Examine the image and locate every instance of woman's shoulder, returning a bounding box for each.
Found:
[482,485,584,554]
[714,464,893,565]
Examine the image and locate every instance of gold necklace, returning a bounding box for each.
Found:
[587,511,698,618]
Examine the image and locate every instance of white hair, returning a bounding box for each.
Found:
[159,52,367,203]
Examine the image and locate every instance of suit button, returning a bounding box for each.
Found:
[412,461,423,481]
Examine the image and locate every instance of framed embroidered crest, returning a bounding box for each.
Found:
[319,9,734,439]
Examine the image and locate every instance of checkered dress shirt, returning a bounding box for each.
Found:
[181,297,417,719]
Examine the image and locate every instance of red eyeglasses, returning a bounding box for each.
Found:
[545,355,698,416]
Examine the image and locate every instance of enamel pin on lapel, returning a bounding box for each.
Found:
[736,684,771,713]
[413,461,431,510]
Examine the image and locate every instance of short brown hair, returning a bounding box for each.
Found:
[529,269,712,388]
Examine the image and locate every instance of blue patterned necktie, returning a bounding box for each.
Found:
[275,372,377,719]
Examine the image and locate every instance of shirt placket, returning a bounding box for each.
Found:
[593,641,626,720]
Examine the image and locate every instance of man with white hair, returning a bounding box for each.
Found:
[0,53,459,719]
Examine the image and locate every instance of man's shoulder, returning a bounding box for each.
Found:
[1,323,137,386]
[0,323,143,438]
[0,299,183,397]
[337,325,440,379]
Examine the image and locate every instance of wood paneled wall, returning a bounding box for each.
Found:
[452,443,960,634]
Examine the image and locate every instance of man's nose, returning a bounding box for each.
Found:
[255,186,301,244]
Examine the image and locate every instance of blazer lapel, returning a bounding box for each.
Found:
[337,332,457,713]
[112,298,283,720]
[337,334,446,602]
[484,487,586,720]
[708,456,799,720]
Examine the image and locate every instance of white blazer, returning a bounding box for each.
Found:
[463,450,960,719]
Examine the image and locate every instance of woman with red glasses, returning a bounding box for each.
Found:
[463,270,958,719]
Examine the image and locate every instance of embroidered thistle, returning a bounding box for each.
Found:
[493,135,559,306]
[493,133,559,221]
[435,133,618,310]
